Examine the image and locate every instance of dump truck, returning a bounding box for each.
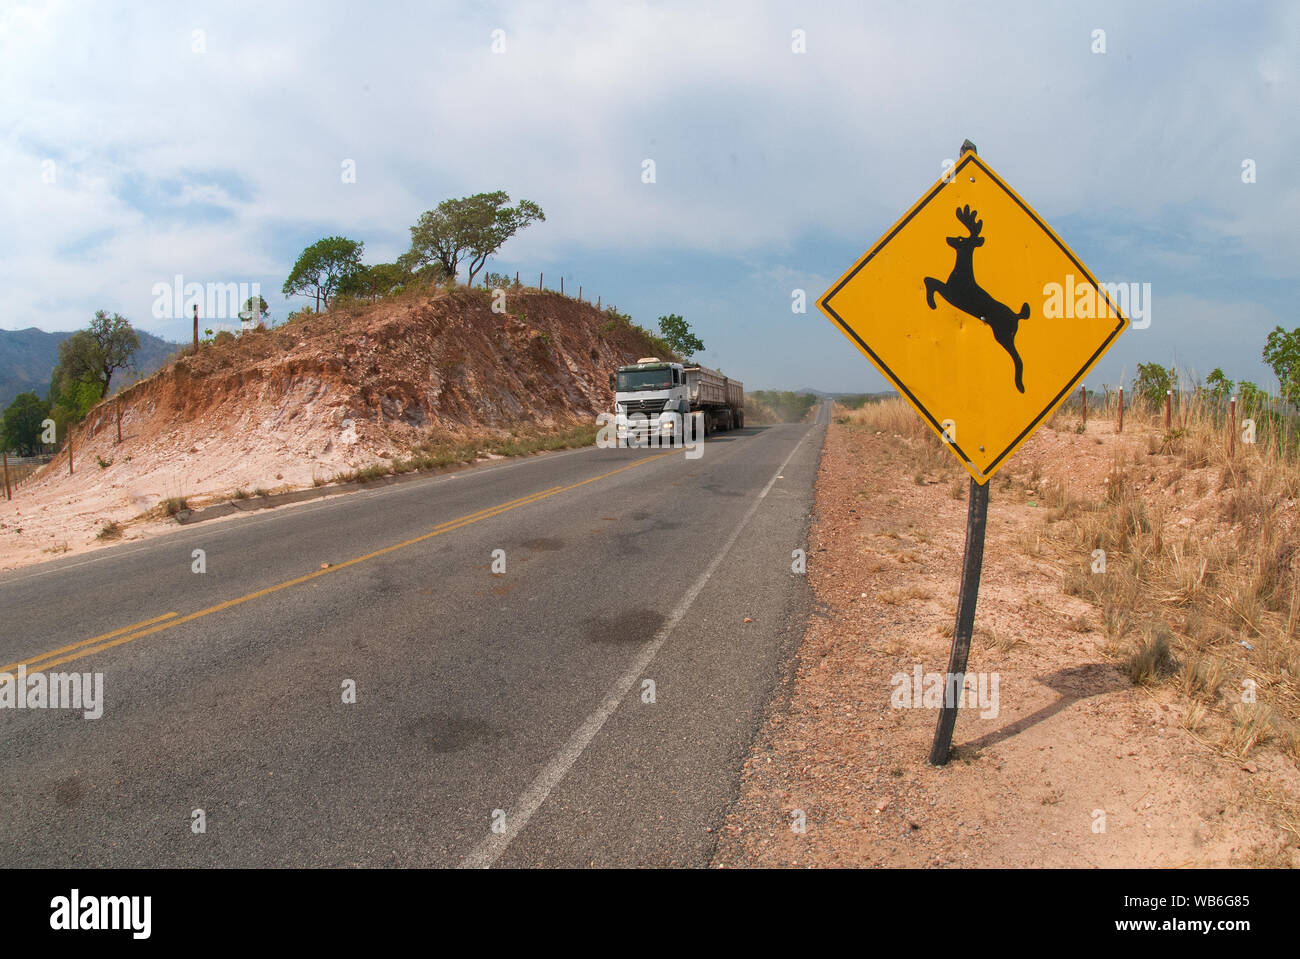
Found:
[611,358,743,446]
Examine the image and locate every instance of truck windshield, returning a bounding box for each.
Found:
[617,369,672,391]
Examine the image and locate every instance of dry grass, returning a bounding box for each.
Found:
[839,396,920,435]
[837,398,961,482]
[1040,390,1300,760]
[1126,627,1181,685]
[877,585,933,605]
[843,390,1300,762]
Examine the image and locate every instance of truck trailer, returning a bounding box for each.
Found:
[611,358,743,445]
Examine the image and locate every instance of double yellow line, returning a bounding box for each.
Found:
[1,451,673,678]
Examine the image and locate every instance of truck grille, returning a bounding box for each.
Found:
[622,399,667,416]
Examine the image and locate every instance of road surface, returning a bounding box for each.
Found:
[0,407,827,867]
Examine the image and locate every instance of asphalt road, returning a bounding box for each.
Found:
[0,406,827,867]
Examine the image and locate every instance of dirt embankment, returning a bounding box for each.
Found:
[714,402,1300,868]
[1,288,666,570]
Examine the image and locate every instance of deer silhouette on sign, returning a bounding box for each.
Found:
[923,205,1030,393]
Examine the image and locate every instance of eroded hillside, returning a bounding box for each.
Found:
[1,287,669,567]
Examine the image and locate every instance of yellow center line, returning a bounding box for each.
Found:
[4,450,675,675]
[0,612,179,675]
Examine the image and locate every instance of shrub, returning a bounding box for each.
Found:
[1126,627,1180,685]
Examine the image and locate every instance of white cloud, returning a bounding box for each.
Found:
[0,0,1295,397]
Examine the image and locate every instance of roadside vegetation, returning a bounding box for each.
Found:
[1041,386,1299,765]
[1,310,142,456]
[839,371,1300,770]
[747,390,820,424]
[838,395,959,486]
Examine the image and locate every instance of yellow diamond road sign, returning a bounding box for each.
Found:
[819,151,1127,484]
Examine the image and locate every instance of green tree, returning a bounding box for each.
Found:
[1263,325,1300,400]
[239,295,270,327]
[2,392,51,455]
[395,250,446,287]
[337,262,412,302]
[1238,381,1267,416]
[657,314,704,359]
[1134,362,1175,408]
[406,192,544,286]
[282,236,365,311]
[46,374,100,434]
[1204,368,1234,402]
[51,311,141,402]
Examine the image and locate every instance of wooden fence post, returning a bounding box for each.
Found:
[1165,390,1172,430]
[1229,396,1237,458]
[1117,388,1124,433]
[539,272,543,290]
[1081,385,1087,428]
[560,276,564,295]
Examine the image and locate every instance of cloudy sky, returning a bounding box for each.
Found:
[2,0,1296,392]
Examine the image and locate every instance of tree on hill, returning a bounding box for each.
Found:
[282,236,365,311]
[1263,325,1300,401]
[337,262,413,302]
[395,251,447,288]
[51,310,140,402]
[239,295,270,328]
[657,314,704,360]
[406,192,544,286]
[46,374,100,434]
[2,391,51,455]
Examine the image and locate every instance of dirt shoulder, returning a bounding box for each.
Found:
[713,406,1299,868]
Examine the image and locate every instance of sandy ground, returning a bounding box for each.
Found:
[713,412,1300,868]
[0,408,366,571]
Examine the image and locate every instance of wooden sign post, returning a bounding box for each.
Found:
[818,140,1129,764]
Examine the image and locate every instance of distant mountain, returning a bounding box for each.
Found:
[788,387,898,399]
[0,327,179,409]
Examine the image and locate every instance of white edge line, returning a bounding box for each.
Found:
[458,422,816,868]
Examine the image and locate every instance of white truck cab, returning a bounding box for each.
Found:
[613,358,688,445]
[611,357,743,445]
